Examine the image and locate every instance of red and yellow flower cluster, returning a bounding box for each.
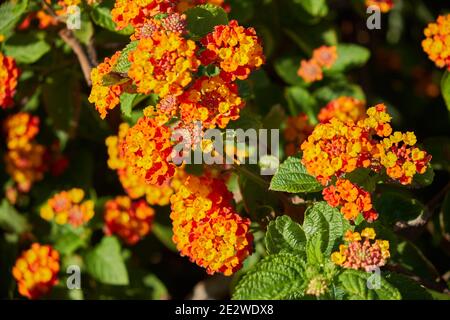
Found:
[12,244,60,299]
[0,52,20,109]
[104,196,155,245]
[302,104,430,221]
[297,46,337,83]
[422,14,450,70]
[331,228,390,271]
[40,188,95,227]
[301,104,431,186]
[323,178,378,222]
[3,113,47,192]
[366,0,394,13]
[170,175,253,275]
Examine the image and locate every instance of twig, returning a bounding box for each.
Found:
[59,29,93,86]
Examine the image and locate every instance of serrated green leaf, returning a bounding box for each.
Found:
[327,44,371,73]
[119,93,137,117]
[84,236,129,285]
[286,86,319,123]
[441,70,450,113]
[383,272,432,300]
[339,270,401,300]
[185,4,228,40]
[112,41,138,74]
[0,0,28,39]
[4,33,50,64]
[265,215,306,255]
[0,200,29,234]
[305,233,324,265]
[270,156,323,193]
[303,202,351,255]
[232,252,306,300]
[91,0,134,35]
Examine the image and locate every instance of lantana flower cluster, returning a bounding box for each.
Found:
[422,14,450,70]
[103,196,155,245]
[317,96,366,124]
[12,244,60,299]
[170,175,253,275]
[297,46,337,83]
[0,52,20,109]
[331,228,390,271]
[323,178,378,222]
[301,104,431,222]
[40,188,95,227]
[3,113,47,192]
[283,113,314,157]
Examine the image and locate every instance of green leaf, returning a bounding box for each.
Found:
[286,86,319,123]
[73,13,94,45]
[120,93,139,118]
[4,33,50,64]
[305,233,324,265]
[265,215,307,255]
[0,0,28,39]
[383,272,432,300]
[339,270,401,300]
[232,252,306,300]
[375,192,426,224]
[52,228,86,256]
[345,168,380,193]
[303,202,351,255]
[152,222,177,253]
[85,236,129,285]
[411,165,434,187]
[327,44,371,73]
[185,4,228,40]
[0,200,29,234]
[112,41,138,74]
[394,241,439,282]
[313,82,366,106]
[102,73,129,86]
[270,156,323,193]
[91,0,134,35]
[441,70,450,113]
[294,0,328,17]
[274,56,305,86]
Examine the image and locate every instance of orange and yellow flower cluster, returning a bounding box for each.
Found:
[12,244,60,299]
[331,228,390,271]
[104,196,155,245]
[297,46,337,83]
[3,113,47,192]
[106,123,185,205]
[40,189,95,227]
[170,175,253,275]
[119,111,176,186]
[0,52,19,108]
[422,14,450,70]
[128,31,200,97]
[366,0,394,13]
[301,104,431,186]
[323,178,378,222]
[318,96,366,124]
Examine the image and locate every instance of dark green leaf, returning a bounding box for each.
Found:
[4,33,50,64]
[0,200,29,234]
[265,215,306,255]
[185,4,228,40]
[286,86,319,123]
[327,44,371,73]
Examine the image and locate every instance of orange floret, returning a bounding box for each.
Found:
[3,113,40,151]
[422,14,450,70]
[0,53,20,108]
[318,97,366,124]
[312,46,338,69]
[297,59,323,83]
